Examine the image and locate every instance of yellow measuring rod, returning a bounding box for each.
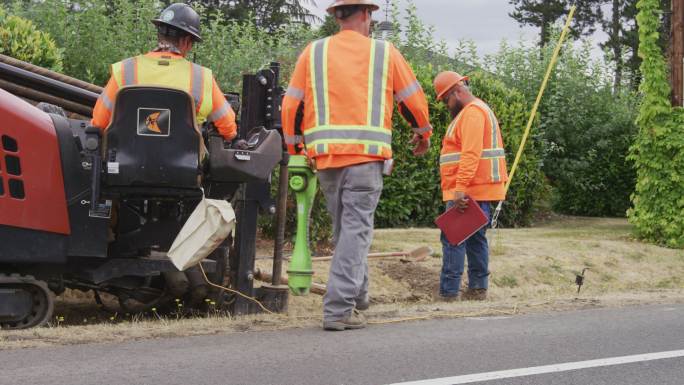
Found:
[491,5,577,228]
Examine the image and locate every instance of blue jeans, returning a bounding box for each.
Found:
[439,200,491,297]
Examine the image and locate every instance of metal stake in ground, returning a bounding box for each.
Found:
[576,268,589,295]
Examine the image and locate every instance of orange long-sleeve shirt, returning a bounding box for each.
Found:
[282,30,432,170]
[440,100,507,202]
[91,51,237,141]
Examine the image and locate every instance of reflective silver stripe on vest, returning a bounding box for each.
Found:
[439,149,506,165]
[285,86,304,100]
[368,144,380,155]
[412,125,432,135]
[370,40,388,127]
[316,143,326,154]
[394,80,421,103]
[312,39,328,126]
[480,105,501,180]
[122,58,136,86]
[208,100,230,122]
[191,63,203,108]
[99,93,113,110]
[304,128,392,145]
[482,148,505,158]
[487,108,498,148]
[284,134,303,145]
[440,153,461,164]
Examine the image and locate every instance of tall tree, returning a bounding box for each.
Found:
[601,0,634,92]
[600,0,671,91]
[189,0,320,32]
[509,0,604,48]
[318,14,340,37]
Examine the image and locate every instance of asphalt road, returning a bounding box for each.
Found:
[1,304,683,385]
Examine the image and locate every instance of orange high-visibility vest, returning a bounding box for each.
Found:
[439,99,508,202]
[282,30,432,170]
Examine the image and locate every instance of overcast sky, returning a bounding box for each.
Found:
[307,0,608,59]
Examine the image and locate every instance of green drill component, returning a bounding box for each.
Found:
[287,155,316,296]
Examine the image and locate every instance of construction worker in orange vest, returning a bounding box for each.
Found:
[282,0,432,331]
[91,3,237,142]
[433,71,508,302]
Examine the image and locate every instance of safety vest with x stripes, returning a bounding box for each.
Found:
[281,30,432,169]
[439,99,508,201]
[306,36,392,159]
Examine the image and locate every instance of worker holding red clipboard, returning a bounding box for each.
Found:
[432,71,508,302]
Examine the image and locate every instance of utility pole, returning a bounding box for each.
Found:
[672,0,684,106]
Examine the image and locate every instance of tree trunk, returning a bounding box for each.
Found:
[671,0,683,106]
[612,0,623,94]
[540,14,549,49]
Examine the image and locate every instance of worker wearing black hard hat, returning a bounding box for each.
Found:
[92,3,237,142]
[152,2,203,42]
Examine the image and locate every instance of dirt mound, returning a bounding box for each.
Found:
[377,261,440,302]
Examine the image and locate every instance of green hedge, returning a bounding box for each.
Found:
[489,35,639,218]
[0,8,62,71]
[627,0,684,248]
[542,73,638,217]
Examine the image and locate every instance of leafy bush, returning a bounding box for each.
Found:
[0,8,62,71]
[487,32,639,217]
[12,0,313,88]
[627,0,684,248]
[540,46,638,217]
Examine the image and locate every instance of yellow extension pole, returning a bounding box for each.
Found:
[490,5,576,229]
[504,5,577,194]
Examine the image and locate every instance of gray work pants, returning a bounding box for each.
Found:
[317,161,383,321]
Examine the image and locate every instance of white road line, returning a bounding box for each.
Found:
[389,349,684,385]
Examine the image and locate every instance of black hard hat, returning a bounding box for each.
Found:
[152,3,202,42]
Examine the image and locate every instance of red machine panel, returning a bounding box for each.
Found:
[0,89,70,234]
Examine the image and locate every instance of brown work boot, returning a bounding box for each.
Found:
[323,309,367,331]
[462,288,488,301]
[438,294,460,302]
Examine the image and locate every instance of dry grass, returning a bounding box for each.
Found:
[2,217,684,350]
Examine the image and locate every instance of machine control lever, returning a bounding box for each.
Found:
[84,126,108,217]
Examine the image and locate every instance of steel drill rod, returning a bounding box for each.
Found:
[0,62,99,106]
[286,250,426,262]
[0,54,103,94]
[271,156,289,286]
[0,79,93,116]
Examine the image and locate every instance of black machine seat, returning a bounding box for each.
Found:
[103,86,201,191]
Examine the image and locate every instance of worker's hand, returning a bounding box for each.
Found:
[231,139,249,150]
[410,134,430,157]
[305,155,317,171]
[452,191,469,212]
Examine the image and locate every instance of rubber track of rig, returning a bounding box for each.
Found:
[0,274,54,330]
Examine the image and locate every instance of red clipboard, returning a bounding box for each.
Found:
[435,198,489,245]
